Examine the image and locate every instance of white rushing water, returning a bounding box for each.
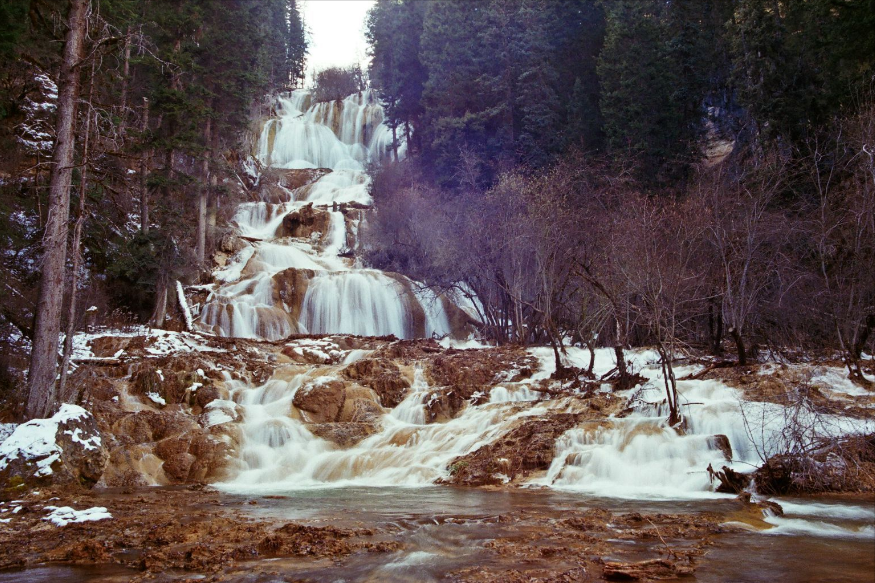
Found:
[198,90,451,340]
[205,90,873,544]
[217,342,875,540]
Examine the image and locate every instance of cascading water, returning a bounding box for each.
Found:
[198,90,450,341]
[201,89,873,547]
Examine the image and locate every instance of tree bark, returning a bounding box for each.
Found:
[57,59,96,404]
[140,98,150,234]
[26,0,89,419]
[730,326,747,366]
[196,116,212,266]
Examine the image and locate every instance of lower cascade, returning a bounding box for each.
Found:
[197,89,467,341]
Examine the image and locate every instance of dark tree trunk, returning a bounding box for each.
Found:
[196,116,212,265]
[26,0,89,419]
[140,98,151,234]
[57,59,96,403]
[730,327,747,366]
[709,301,724,355]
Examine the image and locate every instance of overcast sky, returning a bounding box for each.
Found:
[302,0,376,82]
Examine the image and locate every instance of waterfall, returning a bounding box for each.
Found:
[198,90,456,341]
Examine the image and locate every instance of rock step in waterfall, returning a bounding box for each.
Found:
[197,89,472,341]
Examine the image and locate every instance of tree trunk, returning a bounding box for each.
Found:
[26,0,89,419]
[196,116,212,266]
[709,301,724,355]
[149,273,169,328]
[119,26,131,133]
[730,326,747,366]
[57,59,96,404]
[140,98,150,234]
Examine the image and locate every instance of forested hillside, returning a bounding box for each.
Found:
[363,0,875,396]
[0,0,307,415]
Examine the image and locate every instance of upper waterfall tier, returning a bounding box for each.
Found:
[257,90,402,172]
[197,91,471,341]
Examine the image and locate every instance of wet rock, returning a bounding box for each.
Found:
[258,523,355,558]
[708,434,733,461]
[712,465,751,494]
[603,558,695,580]
[754,434,875,494]
[379,338,444,362]
[444,413,581,486]
[293,379,346,423]
[338,385,384,423]
[278,203,331,239]
[342,358,410,408]
[425,346,538,394]
[273,268,315,327]
[88,336,133,358]
[0,405,108,490]
[155,429,230,483]
[423,388,469,423]
[308,422,377,447]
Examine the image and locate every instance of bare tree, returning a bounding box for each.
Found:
[698,156,787,365]
[808,100,875,385]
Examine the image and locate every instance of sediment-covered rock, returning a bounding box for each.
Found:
[293,378,346,423]
[342,358,410,408]
[444,413,582,486]
[753,433,875,494]
[307,422,377,447]
[0,405,108,490]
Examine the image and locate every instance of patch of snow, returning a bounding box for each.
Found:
[145,330,222,356]
[204,400,238,427]
[43,506,112,527]
[438,337,492,350]
[0,405,91,477]
[63,427,101,451]
[176,280,194,331]
[146,392,166,406]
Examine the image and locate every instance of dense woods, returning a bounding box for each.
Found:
[0,0,307,415]
[363,0,875,391]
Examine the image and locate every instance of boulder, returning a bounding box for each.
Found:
[293,379,346,423]
[273,268,315,326]
[0,405,108,490]
[708,434,733,461]
[88,336,133,358]
[308,423,377,447]
[277,203,331,239]
[713,465,751,494]
[444,413,581,486]
[342,358,410,408]
[337,385,384,423]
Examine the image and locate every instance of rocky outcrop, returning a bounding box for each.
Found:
[444,413,582,486]
[0,405,108,490]
[342,358,410,408]
[753,433,875,494]
[277,203,331,239]
[258,168,331,203]
[426,346,537,394]
[293,379,346,423]
[129,358,222,412]
[273,268,315,326]
[308,423,377,447]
